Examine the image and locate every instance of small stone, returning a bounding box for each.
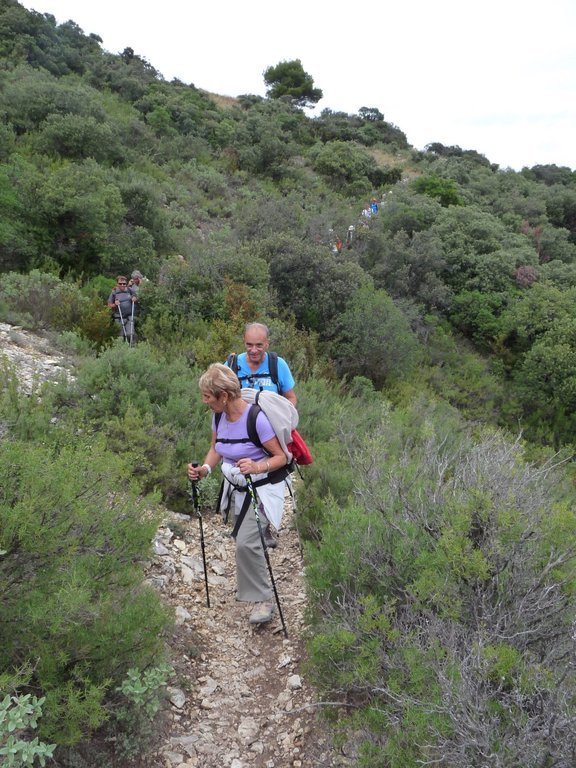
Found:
[154,540,172,556]
[237,716,259,744]
[175,606,192,625]
[163,751,184,766]
[287,675,302,690]
[166,686,186,709]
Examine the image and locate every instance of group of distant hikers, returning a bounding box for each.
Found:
[106,270,145,345]
[331,196,380,254]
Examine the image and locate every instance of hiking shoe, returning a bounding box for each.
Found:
[249,601,275,624]
[262,525,278,549]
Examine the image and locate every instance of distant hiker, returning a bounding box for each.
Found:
[370,199,379,215]
[129,269,145,294]
[226,322,297,407]
[361,204,372,220]
[188,363,291,625]
[335,237,343,254]
[346,224,355,247]
[107,275,137,342]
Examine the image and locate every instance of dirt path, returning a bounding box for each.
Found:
[151,493,353,768]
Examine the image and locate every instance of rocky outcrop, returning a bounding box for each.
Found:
[0,322,73,393]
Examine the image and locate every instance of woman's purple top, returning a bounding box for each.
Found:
[213,406,274,463]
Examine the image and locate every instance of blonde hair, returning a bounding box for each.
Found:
[199,363,241,399]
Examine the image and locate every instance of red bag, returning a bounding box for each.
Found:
[288,428,313,465]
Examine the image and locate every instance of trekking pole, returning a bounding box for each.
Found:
[129,300,135,347]
[188,462,210,608]
[117,300,128,341]
[245,475,288,638]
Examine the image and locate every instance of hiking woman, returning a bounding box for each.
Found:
[187,363,289,625]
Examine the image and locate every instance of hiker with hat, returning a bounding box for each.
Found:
[187,363,290,625]
[226,322,297,407]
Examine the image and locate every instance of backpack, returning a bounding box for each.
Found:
[226,352,282,394]
[215,388,313,467]
[214,389,312,532]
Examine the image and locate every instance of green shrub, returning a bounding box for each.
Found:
[304,401,576,765]
[335,285,424,387]
[311,140,374,195]
[106,664,173,762]
[0,694,56,767]
[55,330,98,357]
[63,342,210,504]
[0,436,170,746]
[0,270,87,330]
[76,295,116,348]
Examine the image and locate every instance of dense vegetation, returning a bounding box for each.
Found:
[1,0,575,764]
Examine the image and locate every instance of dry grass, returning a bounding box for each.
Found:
[368,146,422,179]
[202,91,239,110]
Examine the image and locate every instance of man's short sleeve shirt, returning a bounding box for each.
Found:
[234,352,295,394]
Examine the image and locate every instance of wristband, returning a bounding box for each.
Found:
[202,463,211,476]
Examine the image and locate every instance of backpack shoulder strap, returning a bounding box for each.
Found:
[226,353,238,374]
[267,352,282,394]
[246,402,263,449]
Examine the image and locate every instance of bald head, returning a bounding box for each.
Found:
[245,322,269,338]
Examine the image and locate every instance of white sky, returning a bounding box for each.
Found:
[21,0,576,171]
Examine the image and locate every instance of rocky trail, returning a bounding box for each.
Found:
[151,497,351,768]
[1,324,353,768]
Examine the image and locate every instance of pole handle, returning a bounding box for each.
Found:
[189,461,200,505]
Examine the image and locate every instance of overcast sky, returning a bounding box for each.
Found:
[21,0,576,172]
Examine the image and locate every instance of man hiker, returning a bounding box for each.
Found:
[224,322,297,550]
[226,323,297,407]
[107,275,137,342]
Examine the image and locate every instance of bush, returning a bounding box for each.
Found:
[64,342,210,504]
[335,285,424,387]
[106,664,173,762]
[76,295,116,348]
[305,400,576,766]
[0,270,86,330]
[311,140,374,195]
[0,435,170,746]
[293,377,385,541]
